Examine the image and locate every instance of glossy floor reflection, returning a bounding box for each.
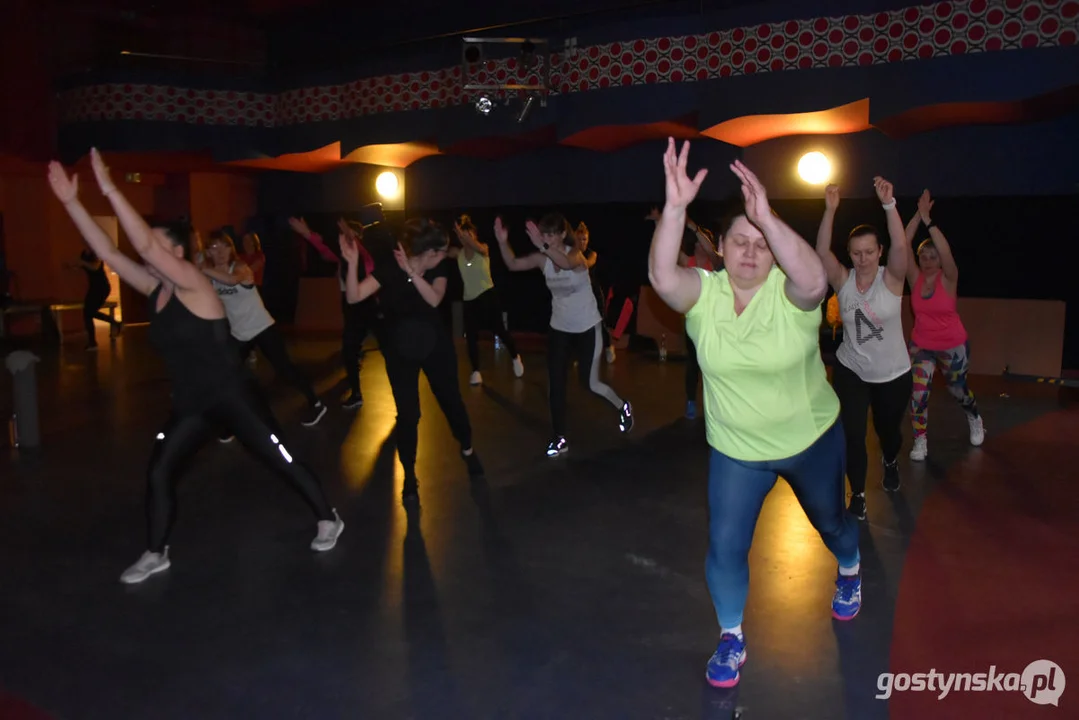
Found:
[1,328,1076,719]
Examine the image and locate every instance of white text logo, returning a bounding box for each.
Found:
[876,660,1064,706]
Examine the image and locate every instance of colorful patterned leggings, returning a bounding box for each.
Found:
[909,340,979,439]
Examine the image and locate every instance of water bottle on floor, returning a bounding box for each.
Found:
[659,333,668,362]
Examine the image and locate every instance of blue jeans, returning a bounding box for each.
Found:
[705,420,860,629]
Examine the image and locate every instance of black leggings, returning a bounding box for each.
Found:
[83,285,116,340]
[548,322,624,437]
[832,362,913,495]
[383,331,473,478]
[685,325,701,403]
[240,324,319,407]
[146,386,333,552]
[463,288,518,372]
[341,294,378,395]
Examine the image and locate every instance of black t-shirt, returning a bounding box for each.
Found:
[371,259,450,360]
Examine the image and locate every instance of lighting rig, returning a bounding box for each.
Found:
[462,37,551,123]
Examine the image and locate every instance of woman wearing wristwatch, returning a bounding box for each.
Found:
[494,213,634,457]
[340,219,484,502]
[903,189,983,461]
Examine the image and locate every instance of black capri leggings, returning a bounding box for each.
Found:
[146,386,334,552]
[383,329,474,479]
[832,362,913,495]
[240,324,319,407]
[463,288,518,373]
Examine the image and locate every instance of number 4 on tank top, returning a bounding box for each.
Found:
[854,309,883,345]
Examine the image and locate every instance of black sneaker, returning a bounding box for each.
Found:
[301,402,328,427]
[618,401,634,433]
[848,493,866,520]
[882,459,901,492]
[341,392,363,410]
[462,449,484,478]
[546,436,568,457]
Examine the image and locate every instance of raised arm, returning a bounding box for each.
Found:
[919,190,958,287]
[648,139,708,314]
[873,176,908,294]
[904,208,922,287]
[392,243,446,307]
[815,184,849,292]
[730,159,827,311]
[89,149,202,291]
[583,249,598,269]
[525,220,587,272]
[457,224,490,257]
[339,234,381,304]
[493,217,546,272]
[291,217,341,264]
[47,161,157,296]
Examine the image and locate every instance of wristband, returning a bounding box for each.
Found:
[926,220,936,230]
[881,200,896,210]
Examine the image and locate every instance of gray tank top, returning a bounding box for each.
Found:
[212,263,275,342]
[835,267,910,383]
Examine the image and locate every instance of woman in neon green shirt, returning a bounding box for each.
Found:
[648,139,861,689]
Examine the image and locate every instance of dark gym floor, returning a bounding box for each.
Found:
[1,327,1076,720]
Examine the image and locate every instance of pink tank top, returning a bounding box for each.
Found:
[910,273,967,351]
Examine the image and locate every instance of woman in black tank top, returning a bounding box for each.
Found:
[47,151,344,585]
[65,247,122,350]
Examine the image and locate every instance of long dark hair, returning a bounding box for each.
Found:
[538,212,574,248]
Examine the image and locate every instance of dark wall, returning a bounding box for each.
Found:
[257,115,1079,368]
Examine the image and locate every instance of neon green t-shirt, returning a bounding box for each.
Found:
[457,249,495,301]
[685,265,839,462]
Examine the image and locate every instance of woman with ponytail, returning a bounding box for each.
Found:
[448,214,524,385]
[494,212,634,457]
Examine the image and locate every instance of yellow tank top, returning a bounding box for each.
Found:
[457,249,494,301]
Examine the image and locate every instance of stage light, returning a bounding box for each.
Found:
[375,171,400,200]
[475,95,493,115]
[797,151,832,184]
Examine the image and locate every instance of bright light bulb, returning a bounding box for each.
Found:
[375,171,399,199]
[797,152,832,185]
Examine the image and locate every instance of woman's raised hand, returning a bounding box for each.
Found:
[89,148,116,194]
[524,220,545,249]
[873,176,895,205]
[824,184,840,211]
[917,189,934,223]
[729,159,773,230]
[493,217,509,245]
[47,162,79,204]
[662,138,708,210]
[393,242,412,274]
[338,233,359,263]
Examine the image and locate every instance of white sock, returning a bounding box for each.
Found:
[722,624,743,639]
[839,563,860,577]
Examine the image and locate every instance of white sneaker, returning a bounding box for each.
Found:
[120,549,171,584]
[470,371,483,386]
[606,346,616,363]
[512,356,524,378]
[968,415,985,446]
[910,436,927,461]
[311,509,344,552]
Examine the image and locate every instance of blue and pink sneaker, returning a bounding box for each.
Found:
[705,632,747,688]
[832,570,862,620]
